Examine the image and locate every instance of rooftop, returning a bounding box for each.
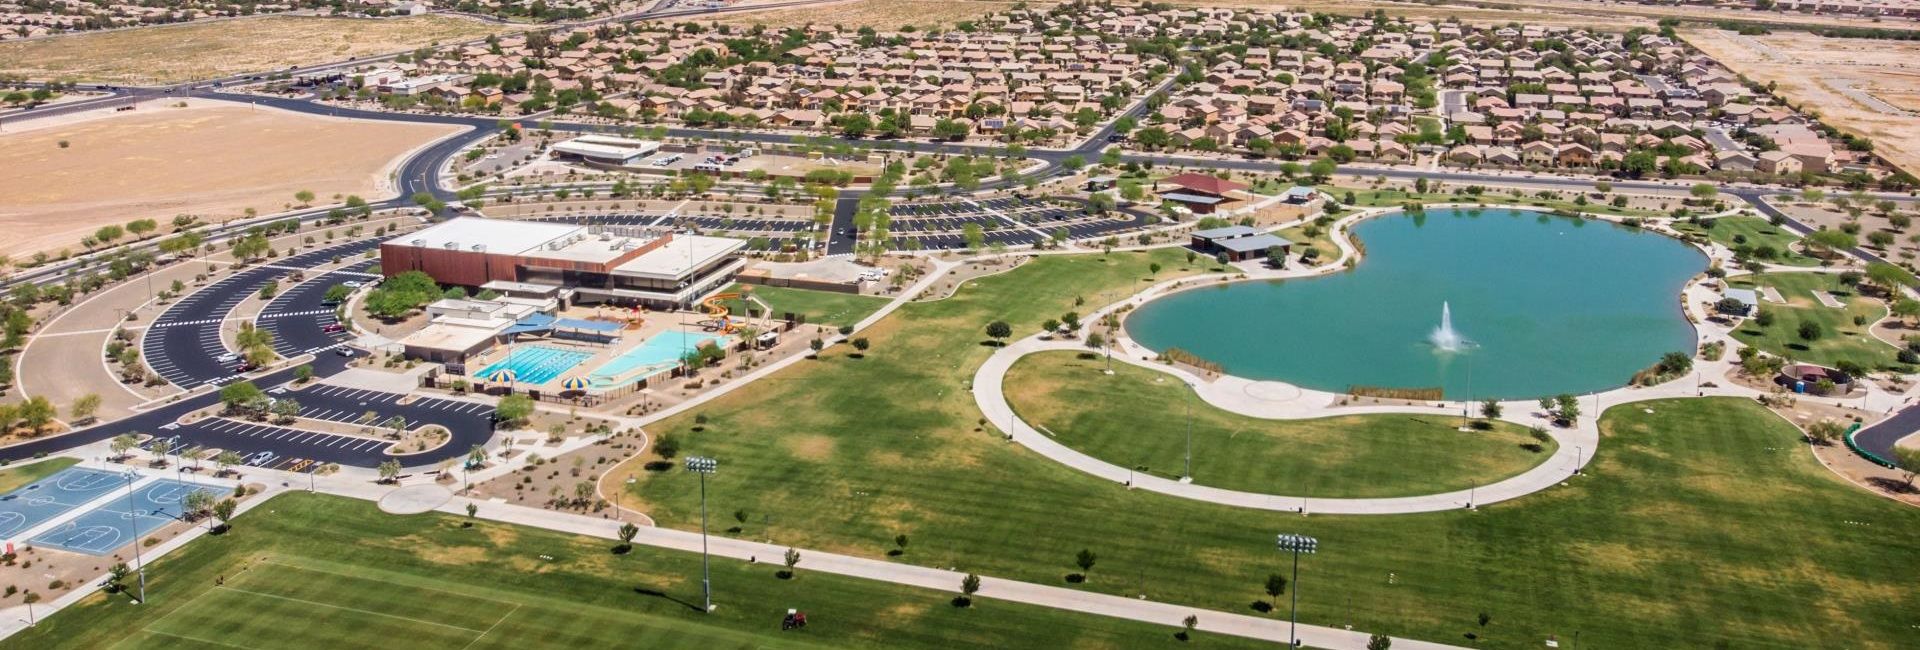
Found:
[612,235,747,280]
[388,218,579,256]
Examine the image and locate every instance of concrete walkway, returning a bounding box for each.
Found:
[319,477,1467,650]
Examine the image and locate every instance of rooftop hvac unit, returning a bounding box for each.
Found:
[471,244,486,252]
[443,241,459,250]
[411,239,425,246]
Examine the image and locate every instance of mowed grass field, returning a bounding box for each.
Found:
[1729,271,1902,368]
[725,284,889,328]
[0,15,501,84]
[0,457,78,493]
[1004,351,1553,497]
[6,493,1273,650]
[624,248,1920,649]
[1671,216,1821,267]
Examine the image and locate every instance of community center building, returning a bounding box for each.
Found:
[380,217,746,310]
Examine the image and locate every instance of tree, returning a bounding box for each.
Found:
[1553,394,1581,424]
[1180,614,1199,641]
[215,451,242,476]
[294,364,314,383]
[69,393,101,423]
[378,459,401,483]
[1894,446,1920,488]
[1263,573,1287,608]
[1805,229,1856,256]
[110,433,138,460]
[496,393,535,425]
[1866,262,1913,294]
[1074,548,1097,579]
[616,522,639,553]
[213,498,237,531]
[1480,399,1502,420]
[960,573,981,606]
[1798,320,1823,341]
[219,381,263,410]
[1307,157,1337,183]
[894,534,909,556]
[1804,419,1845,445]
[126,219,157,240]
[1689,183,1718,202]
[783,547,802,578]
[294,189,316,206]
[851,338,870,354]
[1368,634,1393,650]
[985,320,1012,345]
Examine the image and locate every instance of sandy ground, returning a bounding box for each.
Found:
[1684,29,1920,178]
[0,15,502,84]
[0,98,460,260]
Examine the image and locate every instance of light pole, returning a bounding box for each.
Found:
[1182,384,1194,483]
[1275,533,1317,647]
[685,455,718,613]
[121,470,147,604]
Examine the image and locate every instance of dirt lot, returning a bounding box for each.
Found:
[710,0,1045,30]
[0,99,459,259]
[1684,29,1920,178]
[0,15,502,84]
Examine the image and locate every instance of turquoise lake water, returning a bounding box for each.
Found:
[1125,208,1707,399]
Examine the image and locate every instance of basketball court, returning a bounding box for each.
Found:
[0,466,124,539]
[29,479,217,556]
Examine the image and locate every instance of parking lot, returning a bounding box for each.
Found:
[259,261,379,358]
[142,239,382,389]
[131,382,495,472]
[532,212,820,251]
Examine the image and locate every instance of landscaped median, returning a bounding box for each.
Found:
[1002,351,1555,498]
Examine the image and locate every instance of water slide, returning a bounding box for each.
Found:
[702,293,739,334]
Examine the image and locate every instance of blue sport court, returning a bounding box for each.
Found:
[0,467,124,539]
[475,345,593,385]
[31,479,219,556]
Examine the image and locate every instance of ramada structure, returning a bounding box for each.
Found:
[381,217,745,309]
[1156,172,1251,214]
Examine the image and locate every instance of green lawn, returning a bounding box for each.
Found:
[0,457,77,493]
[1275,221,1337,260]
[1003,351,1553,497]
[5,492,1272,650]
[1672,216,1821,267]
[725,284,889,328]
[1728,272,1902,369]
[625,250,1920,649]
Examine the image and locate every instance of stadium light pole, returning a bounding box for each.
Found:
[685,455,718,613]
[1275,533,1318,648]
[122,470,147,604]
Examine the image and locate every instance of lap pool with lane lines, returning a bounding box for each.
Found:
[0,467,124,539]
[31,479,220,556]
[475,345,593,385]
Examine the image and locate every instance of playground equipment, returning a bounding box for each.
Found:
[702,293,739,334]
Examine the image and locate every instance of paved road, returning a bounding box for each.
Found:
[1853,403,1920,464]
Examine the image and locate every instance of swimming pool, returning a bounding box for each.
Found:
[475,346,593,386]
[590,332,729,384]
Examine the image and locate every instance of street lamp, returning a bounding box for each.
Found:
[1275,533,1318,648]
[121,470,147,604]
[685,455,718,613]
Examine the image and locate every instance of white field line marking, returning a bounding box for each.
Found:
[212,585,490,634]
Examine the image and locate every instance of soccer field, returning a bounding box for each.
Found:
[13,493,1272,650]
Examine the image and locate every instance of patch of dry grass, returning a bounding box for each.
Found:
[0,15,503,84]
